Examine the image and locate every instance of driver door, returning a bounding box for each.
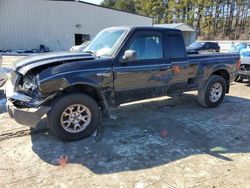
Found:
[113,31,172,104]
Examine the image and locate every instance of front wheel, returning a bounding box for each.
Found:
[198,75,226,108]
[48,93,100,141]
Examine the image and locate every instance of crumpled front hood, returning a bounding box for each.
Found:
[13,52,95,75]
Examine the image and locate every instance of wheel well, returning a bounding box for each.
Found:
[60,84,106,111]
[211,69,230,93]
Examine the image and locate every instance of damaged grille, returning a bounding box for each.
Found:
[241,64,250,71]
[8,70,45,108]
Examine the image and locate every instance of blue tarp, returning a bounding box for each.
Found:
[229,43,250,57]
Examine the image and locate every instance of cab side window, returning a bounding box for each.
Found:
[168,35,187,59]
[127,35,163,60]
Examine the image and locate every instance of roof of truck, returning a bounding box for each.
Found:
[154,23,196,32]
[108,26,182,33]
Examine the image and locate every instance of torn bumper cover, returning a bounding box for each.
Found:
[7,102,50,127]
[5,83,50,127]
[238,70,250,77]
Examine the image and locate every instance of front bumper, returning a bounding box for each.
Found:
[237,63,250,78]
[5,80,50,127]
[238,70,250,77]
[6,101,50,127]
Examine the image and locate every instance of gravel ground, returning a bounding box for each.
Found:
[0,56,250,187]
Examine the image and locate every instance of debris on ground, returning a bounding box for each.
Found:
[56,155,69,167]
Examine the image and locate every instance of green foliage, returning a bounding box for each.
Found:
[115,0,136,13]
[135,0,167,23]
[100,0,250,40]
[101,0,136,13]
[101,0,116,7]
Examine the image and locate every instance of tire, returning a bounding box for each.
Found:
[47,93,100,142]
[198,75,226,108]
[234,75,244,82]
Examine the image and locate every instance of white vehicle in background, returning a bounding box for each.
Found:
[0,55,8,87]
[70,41,90,52]
[234,44,250,82]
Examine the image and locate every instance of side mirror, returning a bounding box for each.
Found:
[122,50,137,62]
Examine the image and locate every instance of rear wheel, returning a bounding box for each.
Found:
[48,93,100,141]
[198,75,226,108]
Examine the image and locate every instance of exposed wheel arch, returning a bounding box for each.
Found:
[50,84,109,112]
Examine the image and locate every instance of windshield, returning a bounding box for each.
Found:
[84,28,129,57]
[188,42,204,49]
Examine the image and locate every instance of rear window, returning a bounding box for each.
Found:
[168,35,187,59]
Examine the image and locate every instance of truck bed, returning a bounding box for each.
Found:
[188,52,239,62]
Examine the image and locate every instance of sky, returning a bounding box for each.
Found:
[81,0,102,5]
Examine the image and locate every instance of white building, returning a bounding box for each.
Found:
[0,0,152,51]
[154,23,197,46]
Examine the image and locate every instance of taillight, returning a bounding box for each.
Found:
[236,59,241,70]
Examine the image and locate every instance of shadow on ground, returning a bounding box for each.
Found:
[29,93,250,174]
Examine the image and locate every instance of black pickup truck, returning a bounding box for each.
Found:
[6,26,240,141]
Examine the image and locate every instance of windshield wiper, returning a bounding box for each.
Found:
[83,50,97,57]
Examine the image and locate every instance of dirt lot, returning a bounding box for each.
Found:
[1,56,250,187]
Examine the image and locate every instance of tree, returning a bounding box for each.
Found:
[101,0,116,7]
[115,0,136,13]
[135,0,167,23]
[100,0,250,40]
[101,0,136,13]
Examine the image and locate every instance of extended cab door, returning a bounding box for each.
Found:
[113,30,172,104]
[162,31,191,94]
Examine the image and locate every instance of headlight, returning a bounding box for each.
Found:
[23,79,36,90]
[21,74,39,92]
